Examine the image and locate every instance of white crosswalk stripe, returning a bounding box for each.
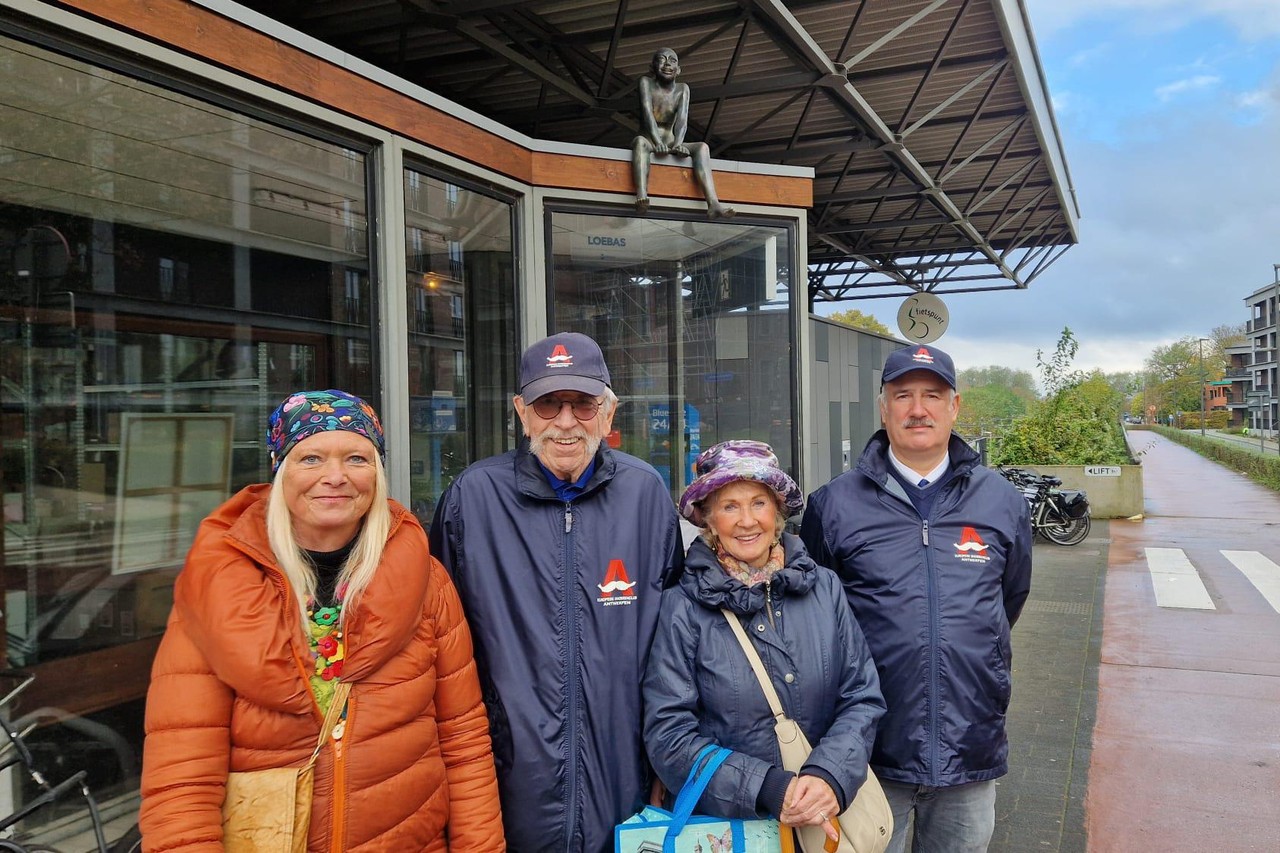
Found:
[1220,551,1280,614]
[1144,547,1215,610]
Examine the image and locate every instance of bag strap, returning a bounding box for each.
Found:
[721,609,788,719]
[665,746,732,845]
[724,612,853,853]
[307,681,352,766]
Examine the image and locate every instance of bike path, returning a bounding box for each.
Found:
[1086,431,1280,851]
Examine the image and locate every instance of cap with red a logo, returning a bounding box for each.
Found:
[881,344,956,389]
[519,332,612,401]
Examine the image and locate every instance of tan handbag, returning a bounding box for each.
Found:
[222,682,351,853]
[723,610,892,853]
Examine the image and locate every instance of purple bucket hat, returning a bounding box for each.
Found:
[679,439,803,527]
[266,389,385,474]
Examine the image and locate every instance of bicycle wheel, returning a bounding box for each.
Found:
[1041,511,1090,545]
[110,825,141,853]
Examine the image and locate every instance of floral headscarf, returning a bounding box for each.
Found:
[266,389,385,474]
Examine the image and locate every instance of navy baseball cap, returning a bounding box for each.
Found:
[881,344,956,389]
[519,332,611,401]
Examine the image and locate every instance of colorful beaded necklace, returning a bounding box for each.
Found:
[306,582,346,713]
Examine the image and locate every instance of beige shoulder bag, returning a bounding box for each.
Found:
[222,681,352,853]
[722,610,892,853]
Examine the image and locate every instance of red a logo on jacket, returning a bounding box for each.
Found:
[598,559,636,596]
[596,559,638,607]
[955,526,989,555]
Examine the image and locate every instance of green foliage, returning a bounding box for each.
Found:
[989,329,1131,465]
[956,366,1038,403]
[1142,333,1227,420]
[955,384,1029,436]
[1177,410,1229,430]
[1150,425,1280,491]
[826,308,891,336]
[1035,327,1085,397]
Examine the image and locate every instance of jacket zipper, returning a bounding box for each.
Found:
[563,503,579,853]
[331,705,348,850]
[923,516,941,785]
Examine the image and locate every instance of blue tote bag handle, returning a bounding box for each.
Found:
[664,746,745,853]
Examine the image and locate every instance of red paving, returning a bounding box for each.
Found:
[1087,433,1280,851]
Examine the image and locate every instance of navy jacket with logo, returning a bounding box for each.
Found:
[429,441,682,853]
[799,430,1032,787]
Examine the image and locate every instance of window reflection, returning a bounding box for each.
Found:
[403,168,517,527]
[0,34,375,822]
[548,212,795,498]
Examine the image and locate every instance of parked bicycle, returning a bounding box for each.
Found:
[0,670,135,853]
[997,467,1092,546]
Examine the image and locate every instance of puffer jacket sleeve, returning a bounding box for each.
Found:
[139,609,234,852]
[642,587,773,819]
[797,572,886,810]
[425,555,505,850]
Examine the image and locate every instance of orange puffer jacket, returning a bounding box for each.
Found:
[139,485,503,851]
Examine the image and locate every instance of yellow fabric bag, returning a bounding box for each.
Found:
[222,682,351,853]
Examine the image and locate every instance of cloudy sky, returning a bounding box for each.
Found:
[850,0,1280,381]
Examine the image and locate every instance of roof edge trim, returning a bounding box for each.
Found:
[990,0,1081,236]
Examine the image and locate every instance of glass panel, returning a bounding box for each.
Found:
[548,211,794,498]
[403,168,517,527]
[0,34,374,831]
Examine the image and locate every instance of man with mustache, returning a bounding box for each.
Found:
[430,331,682,852]
[800,344,1032,853]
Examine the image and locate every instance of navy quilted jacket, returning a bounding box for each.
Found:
[642,533,884,817]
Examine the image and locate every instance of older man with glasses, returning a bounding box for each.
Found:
[430,331,683,853]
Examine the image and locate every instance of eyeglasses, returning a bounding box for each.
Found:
[530,395,603,421]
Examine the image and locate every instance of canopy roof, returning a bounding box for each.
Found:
[232,0,1078,305]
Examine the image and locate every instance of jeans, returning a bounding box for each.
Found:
[881,779,997,853]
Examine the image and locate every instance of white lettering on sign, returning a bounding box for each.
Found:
[1084,466,1121,477]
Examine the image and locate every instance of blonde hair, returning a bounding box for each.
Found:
[266,452,391,632]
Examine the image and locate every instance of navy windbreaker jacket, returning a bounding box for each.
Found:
[429,441,682,853]
[643,533,884,818]
[799,431,1032,787]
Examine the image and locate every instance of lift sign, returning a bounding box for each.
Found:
[1084,466,1121,477]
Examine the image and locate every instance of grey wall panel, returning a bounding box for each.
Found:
[806,316,903,491]
[829,401,843,480]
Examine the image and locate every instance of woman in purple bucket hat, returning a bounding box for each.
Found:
[642,439,886,847]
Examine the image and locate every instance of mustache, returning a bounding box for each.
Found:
[533,425,589,443]
[902,417,935,428]
[597,579,637,593]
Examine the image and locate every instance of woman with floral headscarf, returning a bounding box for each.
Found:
[642,440,884,845]
[140,390,502,851]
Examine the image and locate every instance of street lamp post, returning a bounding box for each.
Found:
[1198,337,1208,437]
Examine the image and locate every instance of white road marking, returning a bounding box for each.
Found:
[1220,551,1280,614]
[1144,548,1215,610]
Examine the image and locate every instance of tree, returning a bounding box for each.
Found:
[1145,337,1206,416]
[1035,327,1085,397]
[954,384,1028,436]
[956,366,1038,404]
[989,329,1131,465]
[826,308,891,336]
